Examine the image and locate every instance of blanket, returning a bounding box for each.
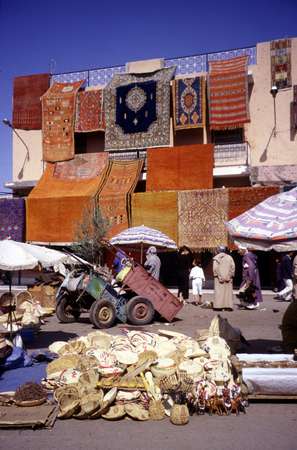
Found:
[178,188,229,250]
[104,67,175,151]
[131,191,178,243]
[42,80,85,162]
[228,186,280,220]
[12,73,50,130]
[208,56,250,130]
[75,88,105,132]
[271,39,292,90]
[146,144,213,191]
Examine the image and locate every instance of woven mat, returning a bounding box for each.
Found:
[228,186,280,220]
[42,80,84,162]
[75,88,105,132]
[0,198,25,242]
[0,404,57,429]
[12,73,50,130]
[208,56,250,130]
[26,156,109,242]
[146,144,213,191]
[271,39,292,90]
[178,189,228,250]
[99,159,143,237]
[173,76,206,129]
[131,191,178,243]
[53,152,108,180]
[104,67,175,151]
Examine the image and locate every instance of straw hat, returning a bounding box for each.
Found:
[90,387,117,419]
[80,392,104,416]
[78,369,98,389]
[54,385,79,404]
[87,331,112,350]
[151,358,176,378]
[102,404,126,420]
[114,349,138,366]
[48,341,67,354]
[59,340,87,356]
[46,355,80,377]
[125,403,149,421]
[86,349,117,368]
[154,340,177,359]
[116,390,141,402]
[60,369,81,385]
[178,360,203,380]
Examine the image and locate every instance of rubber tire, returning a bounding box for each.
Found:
[90,299,117,329]
[126,296,154,326]
[56,294,81,323]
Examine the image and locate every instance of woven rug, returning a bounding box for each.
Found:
[53,152,108,180]
[98,159,144,237]
[12,73,50,130]
[250,166,297,186]
[271,39,292,90]
[104,67,175,151]
[208,56,250,130]
[146,144,213,191]
[0,198,25,242]
[26,157,109,242]
[178,189,228,250]
[131,191,178,243]
[75,88,105,132]
[228,186,280,220]
[173,76,206,129]
[42,80,85,162]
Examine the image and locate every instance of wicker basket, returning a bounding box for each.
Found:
[148,399,165,421]
[170,403,189,425]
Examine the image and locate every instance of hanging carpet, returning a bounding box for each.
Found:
[250,165,297,186]
[26,153,109,243]
[173,76,206,129]
[271,39,292,90]
[104,67,176,151]
[291,85,297,133]
[75,88,105,132]
[146,144,213,192]
[98,159,143,237]
[208,55,250,130]
[178,188,229,250]
[42,80,85,163]
[0,198,25,242]
[12,73,50,130]
[131,191,178,244]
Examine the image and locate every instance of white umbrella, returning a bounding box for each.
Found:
[109,225,177,263]
[0,239,78,271]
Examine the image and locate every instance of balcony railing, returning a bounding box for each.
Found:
[214,142,249,167]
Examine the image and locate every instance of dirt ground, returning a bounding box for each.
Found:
[1,292,297,450]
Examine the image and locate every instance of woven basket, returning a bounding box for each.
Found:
[148,399,165,420]
[170,404,189,425]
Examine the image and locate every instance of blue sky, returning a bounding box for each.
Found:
[0,0,296,192]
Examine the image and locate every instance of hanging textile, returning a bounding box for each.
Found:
[228,186,280,220]
[26,153,109,243]
[12,73,50,130]
[291,85,297,132]
[42,80,85,163]
[104,67,175,151]
[131,191,178,244]
[173,76,206,129]
[250,165,297,186]
[208,56,250,130]
[146,144,213,191]
[75,88,105,132]
[178,188,229,250]
[98,159,143,237]
[0,198,25,242]
[271,39,292,90]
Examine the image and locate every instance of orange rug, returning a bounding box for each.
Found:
[26,153,109,243]
[42,80,85,162]
[146,144,213,191]
[131,191,178,243]
[228,186,280,220]
[98,159,143,238]
[178,188,229,250]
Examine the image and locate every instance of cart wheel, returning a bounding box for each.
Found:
[56,294,81,323]
[126,296,154,326]
[90,299,116,329]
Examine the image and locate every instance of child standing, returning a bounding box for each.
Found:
[189,259,205,305]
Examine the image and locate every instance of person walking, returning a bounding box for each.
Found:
[176,246,193,301]
[237,245,263,310]
[189,259,205,305]
[144,246,161,280]
[212,245,235,311]
[275,252,293,301]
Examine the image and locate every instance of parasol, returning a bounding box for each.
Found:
[109,225,177,263]
[226,187,297,251]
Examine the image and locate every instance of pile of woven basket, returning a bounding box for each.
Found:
[44,328,247,424]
